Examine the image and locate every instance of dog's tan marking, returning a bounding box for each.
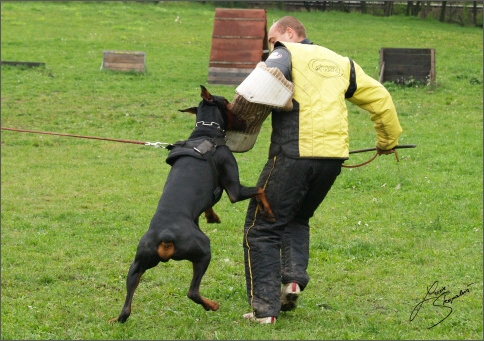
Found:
[157,241,175,261]
[202,298,220,311]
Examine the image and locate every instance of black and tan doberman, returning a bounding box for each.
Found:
[110,86,275,323]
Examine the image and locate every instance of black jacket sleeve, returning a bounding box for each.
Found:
[264,44,292,81]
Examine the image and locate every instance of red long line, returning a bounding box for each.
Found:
[1,127,146,145]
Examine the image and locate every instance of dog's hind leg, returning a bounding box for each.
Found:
[110,236,160,323]
[109,260,145,323]
[187,253,220,311]
[184,230,219,311]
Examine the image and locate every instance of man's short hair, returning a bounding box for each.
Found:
[275,16,306,38]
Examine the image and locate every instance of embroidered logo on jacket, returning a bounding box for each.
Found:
[267,52,283,60]
[309,59,343,78]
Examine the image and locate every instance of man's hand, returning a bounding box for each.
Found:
[376,147,396,155]
[377,147,399,162]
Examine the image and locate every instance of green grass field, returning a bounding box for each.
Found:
[1,1,482,340]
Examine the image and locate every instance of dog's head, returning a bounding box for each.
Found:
[179,86,246,132]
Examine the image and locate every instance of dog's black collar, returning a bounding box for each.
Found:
[195,121,224,132]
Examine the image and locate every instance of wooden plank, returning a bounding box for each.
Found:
[213,18,266,37]
[102,62,146,72]
[384,65,432,72]
[384,55,432,65]
[384,72,431,79]
[208,67,252,85]
[429,48,436,83]
[1,61,45,68]
[103,54,145,64]
[210,38,263,62]
[208,67,253,77]
[210,38,263,63]
[214,8,266,19]
[101,50,146,72]
[103,50,145,56]
[209,61,258,69]
[382,48,433,55]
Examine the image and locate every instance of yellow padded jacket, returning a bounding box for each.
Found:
[270,41,402,158]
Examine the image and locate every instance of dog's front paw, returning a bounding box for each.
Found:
[262,211,276,223]
[204,208,221,224]
[258,205,276,223]
[206,214,221,224]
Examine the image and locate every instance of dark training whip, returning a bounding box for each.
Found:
[343,144,417,168]
[349,144,417,154]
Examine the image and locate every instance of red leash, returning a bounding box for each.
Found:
[1,127,169,148]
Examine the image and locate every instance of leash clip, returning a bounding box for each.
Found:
[145,142,169,148]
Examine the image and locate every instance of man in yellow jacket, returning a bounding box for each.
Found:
[242,16,403,324]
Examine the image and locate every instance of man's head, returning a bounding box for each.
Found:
[267,16,307,50]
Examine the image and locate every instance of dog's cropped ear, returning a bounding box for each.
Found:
[178,108,197,115]
[200,85,213,102]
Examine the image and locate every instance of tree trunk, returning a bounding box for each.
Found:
[384,1,394,16]
[406,1,413,16]
[360,1,367,14]
[473,1,478,26]
[304,1,311,12]
[412,1,421,16]
[440,1,447,22]
[339,1,348,13]
[420,1,431,19]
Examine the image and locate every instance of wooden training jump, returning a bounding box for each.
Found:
[379,48,436,84]
[208,8,269,85]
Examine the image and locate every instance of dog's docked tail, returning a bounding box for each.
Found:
[158,230,175,262]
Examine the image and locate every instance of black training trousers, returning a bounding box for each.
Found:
[243,151,343,318]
